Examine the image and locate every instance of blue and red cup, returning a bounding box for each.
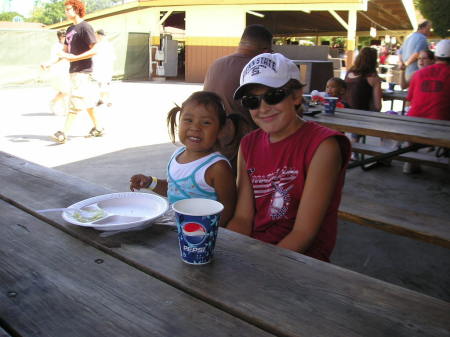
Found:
[324,97,338,114]
[172,198,223,265]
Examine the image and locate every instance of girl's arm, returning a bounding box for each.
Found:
[226,148,255,235]
[59,43,97,62]
[367,75,382,111]
[399,69,409,90]
[277,137,342,253]
[129,174,168,197]
[207,160,236,227]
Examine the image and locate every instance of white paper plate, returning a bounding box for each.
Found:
[62,192,169,231]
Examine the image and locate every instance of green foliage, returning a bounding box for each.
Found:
[85,0,124,13]
[26,0,126,24]
[0,11,24,21]
[414,0,450,38]
[331,37,345,48]
[29,0,65,25]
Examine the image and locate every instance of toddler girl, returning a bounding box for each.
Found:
[325,77,348,108]
[130,91,237,226]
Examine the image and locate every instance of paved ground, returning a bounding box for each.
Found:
[2,81,449,302]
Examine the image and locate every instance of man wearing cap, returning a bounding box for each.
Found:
[203,25,273,172]
[406,39,450,121]
[227,53,350,262]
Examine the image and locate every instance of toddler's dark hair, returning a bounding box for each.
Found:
[328,77,347,90]
[57,29,66,39]
[167,91,240,148]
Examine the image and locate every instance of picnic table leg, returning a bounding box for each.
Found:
[347,143,427,170]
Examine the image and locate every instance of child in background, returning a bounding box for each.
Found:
[400,49,435,89]
[130,91,237,226]
[228,53,350,262]
[325,77,348,108]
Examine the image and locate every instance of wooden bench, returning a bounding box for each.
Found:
[339,194,450,249]
[352,142,449,169]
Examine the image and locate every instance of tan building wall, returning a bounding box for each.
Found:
[83,8,157,34]
[184,6,245,83]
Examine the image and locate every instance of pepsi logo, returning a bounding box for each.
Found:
[182,222,207,245]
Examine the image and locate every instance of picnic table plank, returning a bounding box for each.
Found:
[2,151,450,337]
[339,194,450,248]
[382,90,407,101]
[0,327,12,337]
[336,107,450,127]
[0,200,272,337]
[304,112,450,148]
[351,142,449,169]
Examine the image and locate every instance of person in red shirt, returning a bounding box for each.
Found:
[403,39,450,174]
[227,53,350,262]
[406,40,450,121]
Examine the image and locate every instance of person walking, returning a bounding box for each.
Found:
[40,29,70,115]
[398,21,432,81]
[93,29,115,108]
[203,24,273,173]
[53,0,103,144]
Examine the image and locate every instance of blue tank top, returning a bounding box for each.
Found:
[167,147,229,204]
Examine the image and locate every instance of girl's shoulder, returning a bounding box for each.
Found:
[204,156,233,180]
[366,73,382,85]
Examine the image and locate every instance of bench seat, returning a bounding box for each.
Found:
[351,142,449,169]
[339,194,450,248]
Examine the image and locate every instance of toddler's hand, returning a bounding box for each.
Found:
[130,174,151,191]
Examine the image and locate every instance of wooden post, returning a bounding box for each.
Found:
[346,9,357,70]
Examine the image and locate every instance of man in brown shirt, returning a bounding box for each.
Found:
[203,24,273,172]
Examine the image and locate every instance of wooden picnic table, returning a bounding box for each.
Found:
[305,107,450,148]
[303,108,450,247]
[382,90,408,114]
[1,151,450,337]
[304,107,450,170]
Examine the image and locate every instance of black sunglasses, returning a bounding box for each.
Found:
[241,88,291,110]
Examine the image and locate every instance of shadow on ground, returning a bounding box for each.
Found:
[55,143,450,302]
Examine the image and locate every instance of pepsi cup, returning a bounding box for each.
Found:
[172,198,224,265]
[388,82,396,91]
[324,97,338,114]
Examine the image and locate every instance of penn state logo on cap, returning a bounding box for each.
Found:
[234,53,301,99]
[182,222,207,245]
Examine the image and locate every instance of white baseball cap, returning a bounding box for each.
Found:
[435,39,450,58]
[234,53,301,99]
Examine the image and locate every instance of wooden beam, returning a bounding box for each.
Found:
[329,10,348,30]
[159,10,173,24]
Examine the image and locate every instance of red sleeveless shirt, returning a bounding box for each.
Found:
[240,121,350,261]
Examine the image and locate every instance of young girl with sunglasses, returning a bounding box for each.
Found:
[227,53,350,262]
[129,91,237,226]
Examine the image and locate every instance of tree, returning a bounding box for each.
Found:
[29,0,65,25]
[0,11,24,21]
[414,0,450,38]
[27,0,125,23]
[85,0,124,14]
